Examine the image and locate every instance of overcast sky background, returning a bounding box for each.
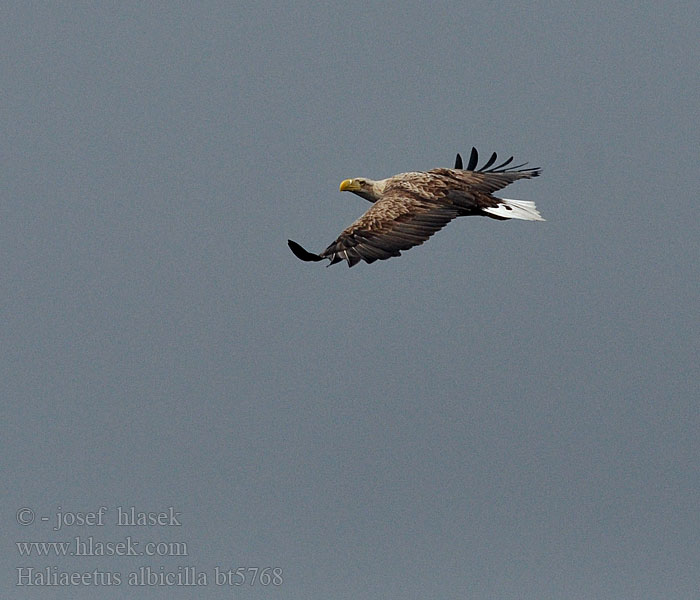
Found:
[3,2,698,599]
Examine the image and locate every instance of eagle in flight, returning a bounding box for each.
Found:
[288,147,544,267]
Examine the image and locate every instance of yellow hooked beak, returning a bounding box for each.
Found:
[339,179,359,192]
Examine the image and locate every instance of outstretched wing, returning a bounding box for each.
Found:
[289,192,459,267]
[435,148,541,209]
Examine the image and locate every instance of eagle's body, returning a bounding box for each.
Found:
[288,148,543,267]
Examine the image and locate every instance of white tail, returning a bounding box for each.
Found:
[482,198,545,221]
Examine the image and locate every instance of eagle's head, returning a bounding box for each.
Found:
[339,177,386,203]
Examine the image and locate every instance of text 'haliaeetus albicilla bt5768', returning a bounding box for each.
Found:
[288,147,544,267]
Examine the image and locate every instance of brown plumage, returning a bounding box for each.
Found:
[288,147,543,267]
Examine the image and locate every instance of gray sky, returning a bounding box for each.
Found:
[3,2,698,599]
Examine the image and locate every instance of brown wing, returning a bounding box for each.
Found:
[318,193,460,267]
[438,167,539,192]
[436,148,541,211]
[424,167,540,216]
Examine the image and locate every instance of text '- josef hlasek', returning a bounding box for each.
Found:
[45,506,182,531]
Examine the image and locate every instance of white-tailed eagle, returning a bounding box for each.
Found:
[288,147,543,267]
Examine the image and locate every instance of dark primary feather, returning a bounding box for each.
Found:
[288,148,541,267]
[466,147,478,171]
[480,151,498,171]
[288,239,323,262]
